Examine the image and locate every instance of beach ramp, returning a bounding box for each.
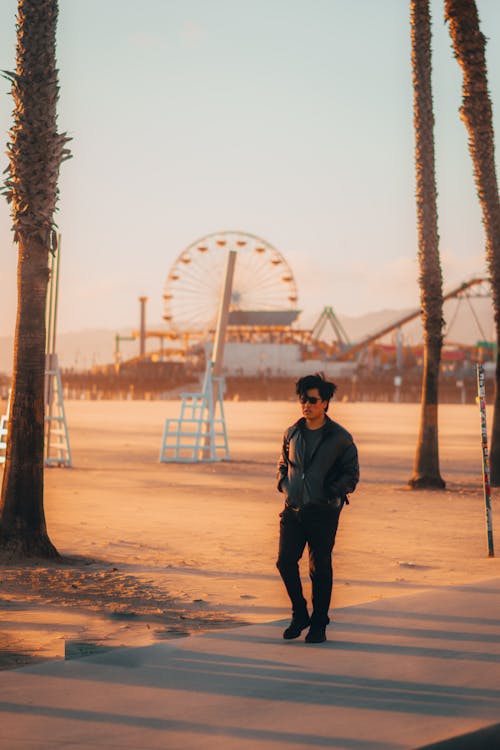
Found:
[1,578,500,749]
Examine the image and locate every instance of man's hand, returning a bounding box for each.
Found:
[328,496,343,511]
[285,500,300,512]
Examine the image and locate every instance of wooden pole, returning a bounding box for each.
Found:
[200,249,236,459]
[51,234,61,356]
[45,235,61,463]
[477,363,495,557]
[139,296,148,359]
[211,250,237,378]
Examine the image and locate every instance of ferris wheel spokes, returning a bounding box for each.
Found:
[163,231,299,332]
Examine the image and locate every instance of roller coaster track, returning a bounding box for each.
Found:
[334,277,490,361]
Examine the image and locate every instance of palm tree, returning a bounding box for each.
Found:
[444,0,500,485]
[0,0,70,557]
[409,0,446,489]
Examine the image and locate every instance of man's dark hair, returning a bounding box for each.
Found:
[296,372,337,412]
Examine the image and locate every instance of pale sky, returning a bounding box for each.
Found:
[0,0,499,336]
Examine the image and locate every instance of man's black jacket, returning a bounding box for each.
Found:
[277,415,359,509]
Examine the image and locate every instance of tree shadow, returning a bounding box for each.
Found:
[19,638,500,718]
[0,553,246,668]
[0,698,399,750]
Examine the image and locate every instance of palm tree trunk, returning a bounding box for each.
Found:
[0,238,57,557]
[445,0,500,484]
[409,0,445,489]
[0,0,69,557]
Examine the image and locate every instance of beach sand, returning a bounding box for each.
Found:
[0,399,499,669]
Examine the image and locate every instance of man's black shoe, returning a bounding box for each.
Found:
[283,614,310,640]
[305,626,327,643]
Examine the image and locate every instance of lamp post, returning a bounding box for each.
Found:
[139,296,148,359]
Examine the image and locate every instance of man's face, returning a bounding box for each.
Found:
[299,388,327,420]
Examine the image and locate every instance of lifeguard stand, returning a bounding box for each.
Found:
[0,235,72,467]
[0,391,10,465]
[159,367,229,462]
[44,353,72,467]
[160,250,236,463]
[44,235,72,467]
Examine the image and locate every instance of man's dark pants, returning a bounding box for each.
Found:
[277,504,340,627]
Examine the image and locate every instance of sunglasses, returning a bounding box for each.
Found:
[299,395,321,405]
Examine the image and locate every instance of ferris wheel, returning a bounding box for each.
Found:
[162,231,299,332]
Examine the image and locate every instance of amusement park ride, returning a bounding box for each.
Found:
[335,277,492,362]
[113,229,493,374]
[114,230,301,364]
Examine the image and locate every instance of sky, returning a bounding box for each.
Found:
[0,0,499,337]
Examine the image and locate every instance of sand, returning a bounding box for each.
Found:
[0,399,499,669]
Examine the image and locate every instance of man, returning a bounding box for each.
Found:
[276,373,359,643]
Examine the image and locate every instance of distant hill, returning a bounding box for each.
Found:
[0,298,494,375]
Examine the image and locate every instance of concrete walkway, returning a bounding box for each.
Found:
[1,578,500,750]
